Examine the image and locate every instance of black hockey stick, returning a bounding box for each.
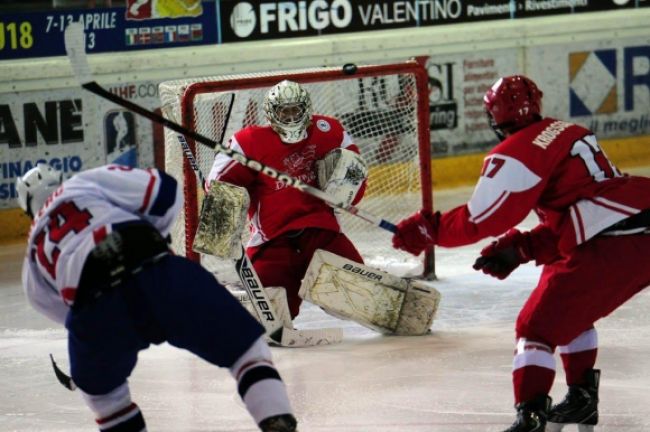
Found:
[63,22,396,234]
[50,354,76,391]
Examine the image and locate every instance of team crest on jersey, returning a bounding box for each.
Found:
[316,119,331,132]
[283,145,317,174]
[277,145,317,190]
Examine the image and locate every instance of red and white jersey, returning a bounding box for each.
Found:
[437,118,650,254]
[207,114,365,251]
[21,165,181,324]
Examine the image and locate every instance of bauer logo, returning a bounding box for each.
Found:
[569,50,617,116]
[342,263,383,281]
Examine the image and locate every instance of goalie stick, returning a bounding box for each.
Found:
[63,22,396,234]
[236,246,343,347]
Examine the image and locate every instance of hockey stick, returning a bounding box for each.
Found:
[49,354,76,391]
[63,22,396,234]
[160,81,342,347]
[235,246,343,346]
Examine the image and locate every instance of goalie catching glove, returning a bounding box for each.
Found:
[316,148,368,208]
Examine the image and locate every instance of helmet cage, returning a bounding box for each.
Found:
[264,80,312,144]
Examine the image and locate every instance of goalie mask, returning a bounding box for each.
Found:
[16,163,63,219]
[483,75,543,141]
[264,80,312,144]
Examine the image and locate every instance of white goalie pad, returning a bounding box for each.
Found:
[192,181,249,259]
[316,148,368,208]
[231,287,293,330]
[299,250,441,335]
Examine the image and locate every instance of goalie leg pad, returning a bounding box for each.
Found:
[395,279,441,336]
[193,181,249,259]
[299,250,441,335]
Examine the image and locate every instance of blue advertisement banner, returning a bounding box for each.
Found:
[0,1,217,60]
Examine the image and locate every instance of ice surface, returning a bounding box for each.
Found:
[3,183,650,431]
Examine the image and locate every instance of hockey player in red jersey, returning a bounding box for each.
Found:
[17,163,298,432]
[391,75,650,431]
[207,80,367,320]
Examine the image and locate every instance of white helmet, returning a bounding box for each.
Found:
[263,80,312,144]
[16,163,63,218]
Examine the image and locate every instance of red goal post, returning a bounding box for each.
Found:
[159,61,435,283]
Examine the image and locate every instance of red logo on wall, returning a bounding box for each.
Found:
[126,0,153,20]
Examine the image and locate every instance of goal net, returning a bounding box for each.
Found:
[159,61,434,285]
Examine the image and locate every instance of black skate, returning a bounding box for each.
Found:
[546,369,600,432]
[502,395,551,432]
[258,414,298,432]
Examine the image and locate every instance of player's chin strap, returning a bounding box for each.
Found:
[50,354,76,391]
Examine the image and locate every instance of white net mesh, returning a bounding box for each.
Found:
[160,62,433,285]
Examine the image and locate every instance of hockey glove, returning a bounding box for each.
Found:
[392,209,440,256]
[472,229,533,280]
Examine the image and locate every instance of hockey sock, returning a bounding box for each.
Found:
[559,328,598,386]
[229,336,293,425]
[96,404,145,432]
[512,338,556,404]
[81,383,147,431]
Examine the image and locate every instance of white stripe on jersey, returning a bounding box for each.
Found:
[569,197,640,245]
[468,154,541,224]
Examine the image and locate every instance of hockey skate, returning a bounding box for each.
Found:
[546,369,600,432]
[502,395,551,432]
[258,413,298,432]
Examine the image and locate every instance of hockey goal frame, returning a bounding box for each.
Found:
[167,61,435,278]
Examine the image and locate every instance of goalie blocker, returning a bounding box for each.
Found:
[193,180,249,259]
[299,250,441,335]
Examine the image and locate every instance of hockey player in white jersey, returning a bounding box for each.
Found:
[17,163,298,432]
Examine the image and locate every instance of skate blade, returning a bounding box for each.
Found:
[546,423,594,432]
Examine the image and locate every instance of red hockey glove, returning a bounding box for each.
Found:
[392,209,440,256]
[472,229,533,280]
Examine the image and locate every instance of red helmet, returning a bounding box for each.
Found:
[483,75,543,140]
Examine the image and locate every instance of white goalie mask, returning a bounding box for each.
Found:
[263,80,312,144]
[16,163,63,218]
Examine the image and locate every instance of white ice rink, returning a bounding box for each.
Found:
[3,183,650,431]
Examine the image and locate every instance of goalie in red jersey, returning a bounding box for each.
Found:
[206,80,368,321]
[392,75,650,432]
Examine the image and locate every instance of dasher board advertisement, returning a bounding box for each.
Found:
[0,0,216,60]
[219,0,649,43]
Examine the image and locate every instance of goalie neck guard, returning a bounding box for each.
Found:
[263,80,313,144]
